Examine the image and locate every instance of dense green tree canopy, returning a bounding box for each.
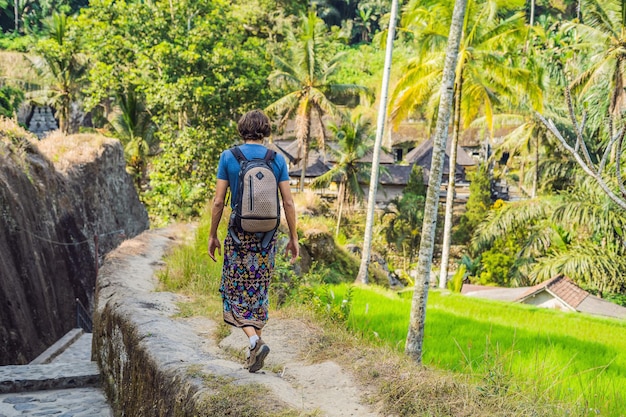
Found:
[70,0,276,222]
[6,0,626,296]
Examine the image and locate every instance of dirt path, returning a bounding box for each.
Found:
[181,315,379,417]
[101,226,380,416]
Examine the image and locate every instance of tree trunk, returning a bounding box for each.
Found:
[356,0,399,284]
[405,0,468,363]
[14,0,19,33]
[299,116,311,192]
[299,138,309,192]
[438,76,463,289]
[532,132,539,198]
[317,111,328,163]
[519,159,526,195]
[335,180,346,237]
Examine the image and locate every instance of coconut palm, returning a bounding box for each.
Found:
[33,12,87,134]
[491,109,559,197]
[382,164,427,264]
[405,0,467,364]
[493,14,579,197]
[564,0,626,154]
[472,176,626,296]
[109,87,156,189]
[265,10,369,192]
[392,0,540,289]
[311,113,374,236]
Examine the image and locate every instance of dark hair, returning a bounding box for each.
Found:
[237,109,271,140]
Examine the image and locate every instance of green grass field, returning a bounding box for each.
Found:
[158,214,626,415]
[326,284,626,416]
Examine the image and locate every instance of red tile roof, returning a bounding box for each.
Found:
[516,275,589,308]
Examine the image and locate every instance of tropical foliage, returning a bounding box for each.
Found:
[66,0,277,223]
[382,164,427,264]
[3,0,626,411]
[472,177,626,295]
[3,0,626,338]
[311,113,374,235]
[0,85,24,118]
[454,164,491,244]
[266,10,369,191]
[32,12,87,134]
[0,0,88,34]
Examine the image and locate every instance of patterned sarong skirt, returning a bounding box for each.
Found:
[220,229,277,329]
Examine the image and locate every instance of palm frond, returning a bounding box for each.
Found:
[472,198,557,251]
[532,242,626,293]
[265,91,301,125]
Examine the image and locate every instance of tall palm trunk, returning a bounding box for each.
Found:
[317,111,328,163]
[298,115,311,192]
[523,0,535,54]
[356,0,399,285]
[610,63,624,163]
[14,0,19,33]
[59,90,71,134]
[519,159,527,195]
[405,0,468,363]
[532,132,539,198]
[439,76,463,289]
[335,180,346,237]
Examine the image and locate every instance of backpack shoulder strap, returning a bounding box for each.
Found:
[230,146,247,163]
[263,149,276,163]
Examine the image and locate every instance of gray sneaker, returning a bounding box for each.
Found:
[247,338,270,373]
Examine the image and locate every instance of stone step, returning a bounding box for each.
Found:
[30,329,84,365]
[0,362,100,394]
[51,333,93,364]
[0,387,113,416]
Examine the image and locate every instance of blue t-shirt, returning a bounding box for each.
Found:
[217,144,290,209]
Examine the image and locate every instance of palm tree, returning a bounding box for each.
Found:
[492,112,551,197]
[565,0,626,157]
[472,177,626,296]
[405,0,468,364]
[493,15,577,198]
[382,164,427,264]
[392,0,540,289]
[266,10,369,191]
[109,87,156,189]
[311,113,374,236]
[33,12,87,134]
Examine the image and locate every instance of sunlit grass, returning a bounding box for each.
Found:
[328,283,626,417]
[157,215,592,416]
[157,210,225,318]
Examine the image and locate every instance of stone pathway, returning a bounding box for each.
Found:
[0,332,113,416]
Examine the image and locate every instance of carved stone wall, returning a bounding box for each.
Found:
[0,124,149,365]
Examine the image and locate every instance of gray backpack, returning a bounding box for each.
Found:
[228,146,280,248]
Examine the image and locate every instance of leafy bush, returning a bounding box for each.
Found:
[0,86,24,118]
[603,292,626,307]
[477,250,514,286]
[271,252,302,307]
[381,164,427,264]
[144,125,230,225]
[0,34,33,52]
[303,284,354,324]
[447,264,466,292]
[454,164,491,244]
